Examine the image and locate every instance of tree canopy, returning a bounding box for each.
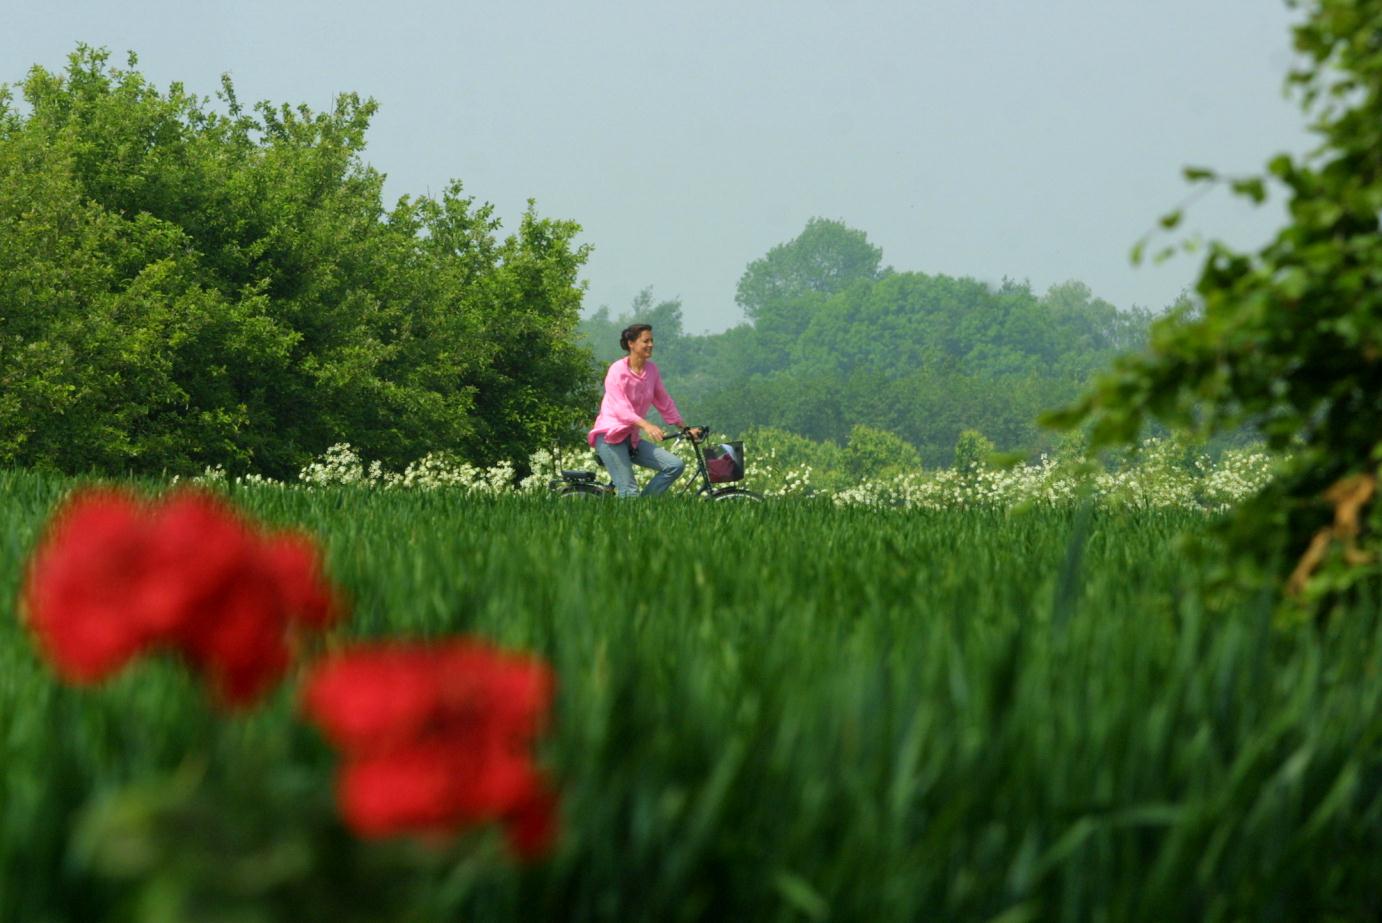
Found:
[735,217,885,320]
[0,47,595,477]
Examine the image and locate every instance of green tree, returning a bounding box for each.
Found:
[1047,0,1382,606]
[0,47,594,477]
[844,424,922,481]
[736,218,885,371]
[952,428,996,473]
[791,271,995,376]
[736,218,884,317]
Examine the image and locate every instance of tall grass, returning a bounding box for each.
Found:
[1,473,1378,921]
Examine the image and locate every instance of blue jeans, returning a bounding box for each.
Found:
[594,435,686,498]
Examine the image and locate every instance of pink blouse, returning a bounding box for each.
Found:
[587,358,684,447]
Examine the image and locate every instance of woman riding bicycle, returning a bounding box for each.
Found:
[588,324,701,498]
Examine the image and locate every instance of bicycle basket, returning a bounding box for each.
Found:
[703,442,745,483]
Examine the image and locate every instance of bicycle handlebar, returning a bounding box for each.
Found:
[661,425,709,442]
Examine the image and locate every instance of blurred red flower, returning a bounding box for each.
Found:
[19,490,152,681]
[21,487,344,706]
[301,639,558,859]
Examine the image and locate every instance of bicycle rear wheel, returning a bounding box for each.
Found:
[557,483,609,499]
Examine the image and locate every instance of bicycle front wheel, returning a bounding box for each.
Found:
[711,487,762,502]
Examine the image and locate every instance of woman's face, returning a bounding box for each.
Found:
[630,330,654,360]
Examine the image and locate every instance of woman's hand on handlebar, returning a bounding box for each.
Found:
[683,426,707,441]
[639,420,665,443]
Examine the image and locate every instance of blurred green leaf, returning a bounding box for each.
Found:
[1229,177,1267,204]
[772,871,830,921]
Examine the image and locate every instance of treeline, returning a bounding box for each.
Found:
[0,48,595,478]
[581,219,1163,466]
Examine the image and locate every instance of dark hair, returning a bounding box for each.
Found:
[619,324,653,352]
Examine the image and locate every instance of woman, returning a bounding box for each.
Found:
[587,324,697,498]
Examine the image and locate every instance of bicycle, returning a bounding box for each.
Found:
[549,426,763,501]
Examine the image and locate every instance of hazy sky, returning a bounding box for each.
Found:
[4,1,1311,332]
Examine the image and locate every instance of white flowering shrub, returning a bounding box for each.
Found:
[177,464,230,487]
[745,450,814,498]
[404,454,482,491]
[298,444,368,487]
[741,427,848,497]
[825,440,1279,512]
[295,444,520,493]
[173,465,286,490]
[762,464,816,499]
[269,435,1281,510]
[1197,446,1278,510]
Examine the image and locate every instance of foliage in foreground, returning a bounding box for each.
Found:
[0,46,595,479]
[1,471,1379,921]
[7,479,556,922]
[1049,0,1382,608]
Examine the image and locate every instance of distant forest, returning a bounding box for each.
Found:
[580,219,1168,467]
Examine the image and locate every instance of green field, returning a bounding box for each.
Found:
[1,471,1379,922]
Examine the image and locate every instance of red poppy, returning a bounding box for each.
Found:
[175,566,294,706]
[260,531,341,629]
[136,491,261,636]
[21,489,154,682]
[339,744,465,836]
[301,639,558,858]
[300,645,450,751]
[21,487,344,707]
